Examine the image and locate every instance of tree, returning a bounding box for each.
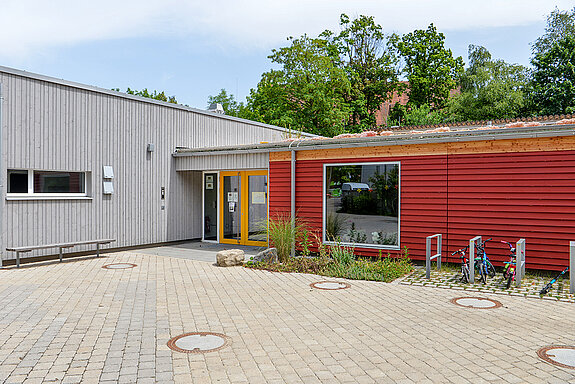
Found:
[329,14,400,131]
[113,88,178,104]
[247,34,351,136]
[448,45,530,121]
[246,14,401,136]
[396,23,464,110]
[532,7,575,56]
[207,89,250,118]
[388,103,450,126]
[530,35,575,115]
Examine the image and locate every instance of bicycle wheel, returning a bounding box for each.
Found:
[502,266,509,279]
[506,273,513,289]
[476,262,486,284]
[461,265,470,283]
[487,262,496,278]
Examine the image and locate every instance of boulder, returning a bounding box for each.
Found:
[216,249,245,267]
[252,248,278,263]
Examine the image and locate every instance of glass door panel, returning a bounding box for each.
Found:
[219,170,268,246]
[247,174,268,243]
[222,173,241,243]
[203,173,218,241]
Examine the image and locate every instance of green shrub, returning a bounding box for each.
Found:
[260,213,306,262]
[329,240,355,266]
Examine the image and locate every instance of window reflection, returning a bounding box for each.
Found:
[325,163,399,247]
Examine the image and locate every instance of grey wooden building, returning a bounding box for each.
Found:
[0,66,301,264]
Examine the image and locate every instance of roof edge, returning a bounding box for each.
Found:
[0,65,315,137]
[173,124,575,157]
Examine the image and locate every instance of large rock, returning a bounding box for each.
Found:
[252,248,278,263]
[216,249,245,267]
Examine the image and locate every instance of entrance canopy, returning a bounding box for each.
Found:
[174,152,269,171]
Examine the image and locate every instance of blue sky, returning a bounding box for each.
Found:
[1,0,574,109]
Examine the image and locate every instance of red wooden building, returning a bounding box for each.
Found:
[178,119,575,271]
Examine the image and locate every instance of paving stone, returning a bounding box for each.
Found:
[0,251,573,383]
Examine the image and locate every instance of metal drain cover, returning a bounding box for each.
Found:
[538,346,575,369]
[450,297,502,309]
[310,281,351,290]
[102,263,137,270]
[167,332,230,354]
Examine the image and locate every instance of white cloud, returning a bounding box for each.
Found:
[1,0,574,58]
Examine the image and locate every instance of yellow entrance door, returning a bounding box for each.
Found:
[219,170,268,246]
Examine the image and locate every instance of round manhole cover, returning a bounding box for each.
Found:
[450,297,502,309]
[538,346,575,369]
[310,281,351,290]
[102,263,137,270]
[167,332,231,354]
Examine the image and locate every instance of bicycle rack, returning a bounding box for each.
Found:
[570,241,575,294]
[515,239,526,288]
[468,236,482,284]
[425,234,442,279]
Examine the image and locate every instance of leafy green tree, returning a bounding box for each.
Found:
[530,35,575,115]
[329,14,400,131]
[532,7,575,56]
[113,88,178,104]
[388,104,449,126]
[246,14,401,136]
[448,45,530,121]
[396,23,464,110]
[207,89,250,118]
[247,34,351,136]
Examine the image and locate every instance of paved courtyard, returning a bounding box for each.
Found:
[1,250,575,383]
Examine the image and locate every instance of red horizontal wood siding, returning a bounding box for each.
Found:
[446,151,575,271]
[269,161,291,217]
[269,149,575,271]
[270,155,449,260]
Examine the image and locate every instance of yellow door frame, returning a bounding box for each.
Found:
[219,170,268,246]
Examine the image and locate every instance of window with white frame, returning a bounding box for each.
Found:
[8,169,88,196]
[324,162,399,247]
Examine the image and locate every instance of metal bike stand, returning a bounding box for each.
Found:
[425,234,442,279]
[515,239,526,287]
[570,241,575,294]
[469,236,482,284]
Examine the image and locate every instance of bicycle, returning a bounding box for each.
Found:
[451,245,470,283]
[474,238,495,284]
[501,240,516,289]
[540,267,569,295]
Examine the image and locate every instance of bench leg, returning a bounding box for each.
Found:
[16,252,20,268]
[59,247,63,262]
[97,243,100,257]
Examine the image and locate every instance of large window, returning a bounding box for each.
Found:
[324,162,399,248]
[8,169,87,196]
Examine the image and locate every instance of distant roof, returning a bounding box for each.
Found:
[174,118,575,156]
[0,65,315,137]
[387,114,575,132]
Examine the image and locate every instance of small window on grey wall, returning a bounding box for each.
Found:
[33,171,85,193]
[8,170,28,193]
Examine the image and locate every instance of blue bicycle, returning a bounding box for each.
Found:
[474,238,495,284]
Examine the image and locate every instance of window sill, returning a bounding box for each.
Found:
[323,240,401,251]
[6,195,93,201]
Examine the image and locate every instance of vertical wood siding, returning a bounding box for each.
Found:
[269,150,575,271]
[0,72,287,259]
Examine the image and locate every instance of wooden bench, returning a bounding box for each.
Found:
[6,239,116,268]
